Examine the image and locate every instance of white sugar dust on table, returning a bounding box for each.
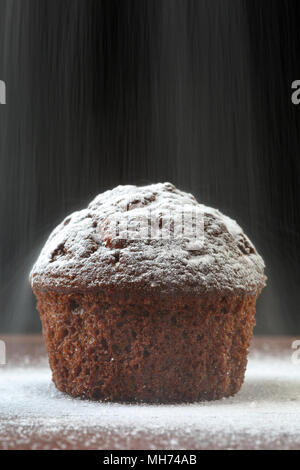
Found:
[0,342,300,450]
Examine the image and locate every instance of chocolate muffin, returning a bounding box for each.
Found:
[30,182,266,402]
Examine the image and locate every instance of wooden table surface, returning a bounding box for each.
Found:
[0,335,299,450]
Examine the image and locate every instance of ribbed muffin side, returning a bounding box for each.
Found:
[34,287,258,402]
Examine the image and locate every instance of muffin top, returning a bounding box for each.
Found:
[30,182,266,295]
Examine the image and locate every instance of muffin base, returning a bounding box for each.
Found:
[34,288,258,402]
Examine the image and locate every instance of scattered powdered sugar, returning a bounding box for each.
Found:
[30,182,265,294]
[0,347,299,450]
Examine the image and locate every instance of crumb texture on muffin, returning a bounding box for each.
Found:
[30,182,265,295]
[36,288,257,402]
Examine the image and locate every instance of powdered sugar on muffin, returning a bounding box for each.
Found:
[30,182,266,295]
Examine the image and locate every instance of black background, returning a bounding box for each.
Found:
[0,0,299,334]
